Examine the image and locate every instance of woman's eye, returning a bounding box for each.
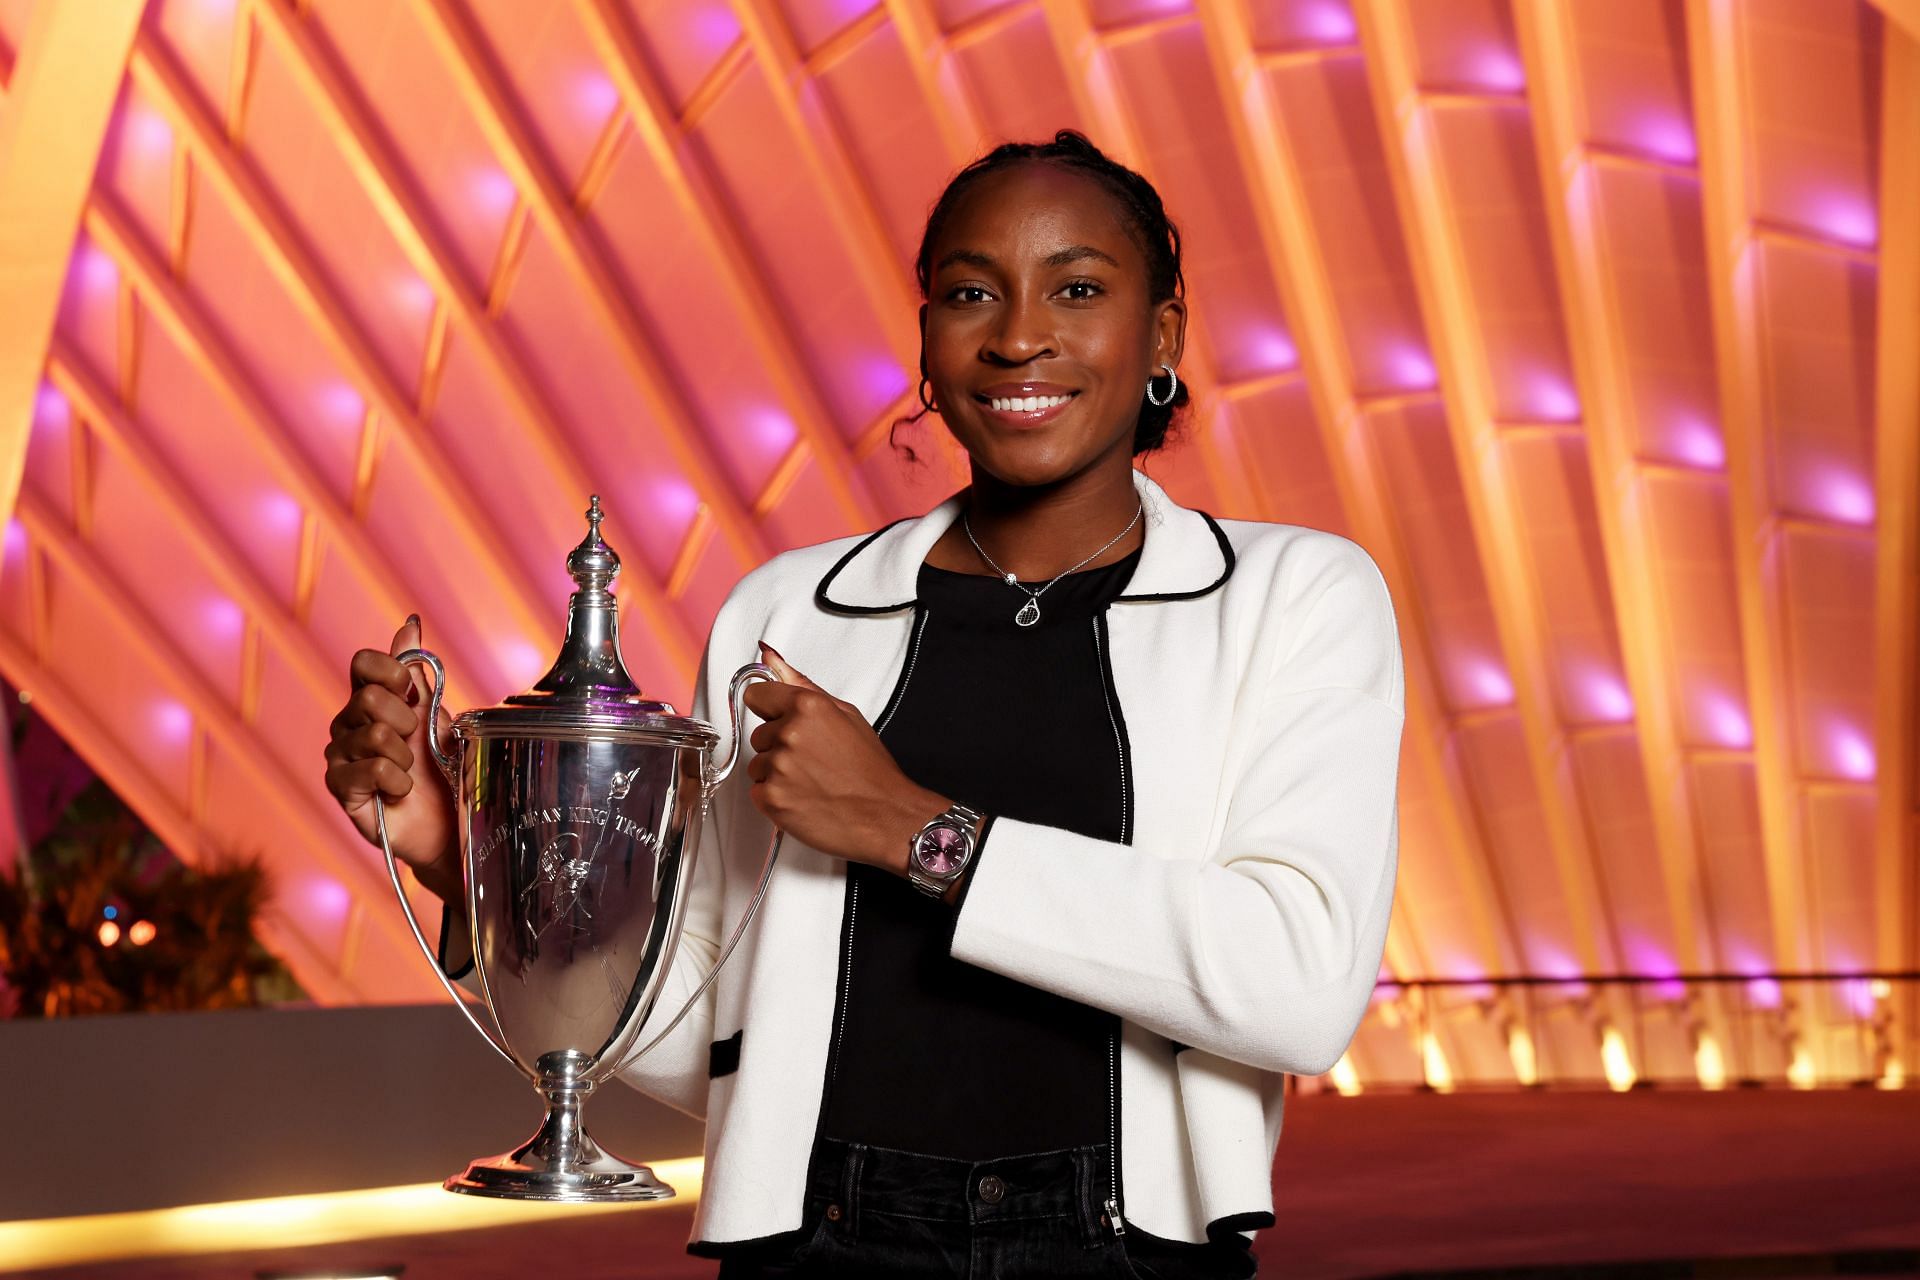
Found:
[1062,280,1103,299]
[948,285,991,303]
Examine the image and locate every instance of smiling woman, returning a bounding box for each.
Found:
[324,127,1404,1280]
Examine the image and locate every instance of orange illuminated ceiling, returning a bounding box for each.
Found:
[0,0,1912,1079]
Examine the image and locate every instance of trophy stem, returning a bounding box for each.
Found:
[444,1051,679,1202]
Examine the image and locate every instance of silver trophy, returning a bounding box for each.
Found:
[374,496,782,1201]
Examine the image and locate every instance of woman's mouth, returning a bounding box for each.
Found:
[975,391,1078,426]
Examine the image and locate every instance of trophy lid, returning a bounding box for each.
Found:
[453,496,718,748]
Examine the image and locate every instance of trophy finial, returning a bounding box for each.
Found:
[525,495,640,700]
[566,493,621,598]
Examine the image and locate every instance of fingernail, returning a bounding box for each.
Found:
[760,640,785,663]
[406,612,420,629]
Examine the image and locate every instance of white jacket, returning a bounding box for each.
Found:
[621,468,1405,1256]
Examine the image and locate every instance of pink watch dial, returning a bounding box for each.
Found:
[916,824,967,874]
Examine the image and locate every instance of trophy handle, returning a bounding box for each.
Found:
[704,661,779,794]
[373,647,518,1073]
[603,660,785,1078]
[394,647,458,789]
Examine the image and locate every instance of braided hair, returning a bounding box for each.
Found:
[894,128,1190,462]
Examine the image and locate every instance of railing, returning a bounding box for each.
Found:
[1300,971,1917,1093]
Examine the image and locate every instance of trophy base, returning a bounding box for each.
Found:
[446,1154,676,1202]
[446,1068,680,1202]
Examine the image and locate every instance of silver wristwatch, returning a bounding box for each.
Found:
[906,801,985,899]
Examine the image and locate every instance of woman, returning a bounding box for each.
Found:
[324,130,1405,1279]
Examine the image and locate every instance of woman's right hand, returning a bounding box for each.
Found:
[324,615,460,903]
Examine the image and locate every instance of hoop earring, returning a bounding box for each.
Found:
[1145,362,1177,407]
[918,375,939,415]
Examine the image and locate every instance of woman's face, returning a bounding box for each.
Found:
[919,161,1184,489]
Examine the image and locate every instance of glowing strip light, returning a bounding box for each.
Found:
[0,1159,703,1274]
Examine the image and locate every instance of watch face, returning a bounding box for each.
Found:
[915,823,967,875]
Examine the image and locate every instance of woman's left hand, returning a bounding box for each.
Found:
[741,643,946,873]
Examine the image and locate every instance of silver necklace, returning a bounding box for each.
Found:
[963,503,1144,628]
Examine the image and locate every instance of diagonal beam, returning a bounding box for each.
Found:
[125,33,569,687]
[0,0,146,554]
[1353,0,1616,977]
[1032,0,1259,516]
[1872,22,1920,1039]
[1682,0,1812,973]
[880,0,991,165]
[419,0,870,561]
[246,0,699,684]
[727,0,925,350]
[81,194,496,713]
[10,487,430,1001]
[1191,1,1519,980]
[1868,0,1920,41]
[45,343,339,711]
[560,0,878,535]
[1511,0,1714,974]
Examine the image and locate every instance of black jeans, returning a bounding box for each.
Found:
[714,1134,1258,1279]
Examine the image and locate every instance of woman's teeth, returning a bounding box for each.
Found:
[988,394,1073,412]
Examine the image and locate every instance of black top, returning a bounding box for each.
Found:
[815,543,1143,1157]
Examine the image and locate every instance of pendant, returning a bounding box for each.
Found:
[1015,598,1041,627]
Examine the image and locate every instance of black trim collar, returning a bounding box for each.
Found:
[814,470,1235,615]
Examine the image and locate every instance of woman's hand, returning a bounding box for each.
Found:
[742,644,948,874]
[323,615,461,903]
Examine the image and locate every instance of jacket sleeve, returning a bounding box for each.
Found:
[610,626,736,1121]
[946,538,1405,1077]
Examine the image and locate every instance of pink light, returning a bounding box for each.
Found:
[687,6,743,57]
[860,357,910,404]
[389,274,436,314]
[1528,371,1580,422]
[1839,973,1875,1018]
[1386,343,1437,390]
[1808,193,1876,249]
[1806,464,1874,525]
[1626,939,1684,1000]
[1531,942,1588,996]
[1831,723,1874,781]
[1463,657,1513,706]
[1671,417,1724,469]
[1575,664,1633,723]
[259,492,304,534]
[746,408,798,455]
[203,597,245,639]
[152,700,193,744]
[1745,975,1781,1008]
[75,243,118,296]
[1467,47,1526,93]
[574,70,620,121]
[1633,115,1697,165]
[498,639,548,690]
[34,384,69,431]
[4,520,25,562]
[470,168,519,216]
[647,477,701,525]
[1251,328,1298,372]
[1699,689,1752,749]
[124,105,174,157]
[318,381,365,427]
[1299,1,1357,42]
[305,876,353,920]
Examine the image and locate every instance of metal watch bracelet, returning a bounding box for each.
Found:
[906,801,985,899]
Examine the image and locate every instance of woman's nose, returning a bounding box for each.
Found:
[983,291,1056,362]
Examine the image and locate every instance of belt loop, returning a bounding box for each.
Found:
[1075,1145,1102,1249]
[841,1142,866,1240]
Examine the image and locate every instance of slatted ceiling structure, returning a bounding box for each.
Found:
[0,0,1908,1080]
